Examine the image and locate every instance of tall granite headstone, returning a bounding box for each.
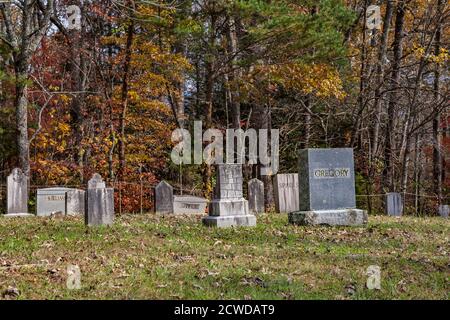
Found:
[248,178,265,214]
[203,164,256,227]
[85,174,114,226]
[438,205,449,218]
[273,174,299,213]
[155,181,174,214]
[5,168,32,217]
[386,192,403,217]
[289,148,368,226]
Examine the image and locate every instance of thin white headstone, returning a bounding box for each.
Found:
[6,168,30,216]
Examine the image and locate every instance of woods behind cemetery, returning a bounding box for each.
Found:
[0,1,448,213]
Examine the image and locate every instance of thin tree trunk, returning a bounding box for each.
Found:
[226,15,241,130]
[433,0,444,205]
[382,0,406,192]
[14,74,30,177]
[304,95,311,148]
[202,13,216,198]
[118,13,134,181]
[350,0,368,147]
[256,102,275,210]
[371,0,394,159]
[72,1,87,180]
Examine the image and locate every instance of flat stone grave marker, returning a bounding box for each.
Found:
[173,196,208,215]
[248,178,265,214]
[289,148,368,226]
[6,168,31,217]
[203,164,256,228]
[155,181,174,214]
[273,174,299,213]
[386,192,403,216]
[37,187,73,216]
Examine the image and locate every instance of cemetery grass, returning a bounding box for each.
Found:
[0,213,448,300]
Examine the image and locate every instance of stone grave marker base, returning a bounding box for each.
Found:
[3,213,34,218]
[203,214,257,228]
[208,199,249,216]
[289,209,368,226]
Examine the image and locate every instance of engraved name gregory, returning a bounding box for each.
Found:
[313,168,351,179]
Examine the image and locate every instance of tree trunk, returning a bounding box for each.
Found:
[118,15,134,181]
[433,0,444,206]
[371,0,394,159]
[14,74,30,177]
[254,102,274,210]
[304,95,311,148]
[382,0,406,192]
[202,13,217,198]
[350,0,369,148]
[2,0,54,177]
[226,15,241,130]
[71,1,87,180]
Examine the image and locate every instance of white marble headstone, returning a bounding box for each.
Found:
[274,174,299,213]
[7,168,28,215]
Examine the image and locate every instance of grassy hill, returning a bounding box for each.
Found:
[0,214,448,299]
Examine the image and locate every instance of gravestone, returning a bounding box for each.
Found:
[155,181,174,214]
[5,168,32,217]
[88,173,106,189]
[289,148,368,226]
[386,192,403,216]
[248,178,265,214]
[66,189,86,216]
[37,187,73,216]
[85,174,114,226]
[203,164,256,228]
[173,196,208,215]
[438,205,449,218]
[273,174,299,213]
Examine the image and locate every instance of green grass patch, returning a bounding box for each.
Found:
[0,214,448,300]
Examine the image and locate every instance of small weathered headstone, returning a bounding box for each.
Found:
[36,187,73,216]
[438,205,449,218]
[87,173,106,189]
[366,265,381,290]
[273,174,299,213]
[203,164,256,228]
[85,174,114,226]
[155,181,174,214]
[66,265,81,290]
[289,148,368,226]
[5,168,32,217]
[66,189,86,216]
[173,196,208,215]
[248,178,265,214]
[386,192,403,216]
